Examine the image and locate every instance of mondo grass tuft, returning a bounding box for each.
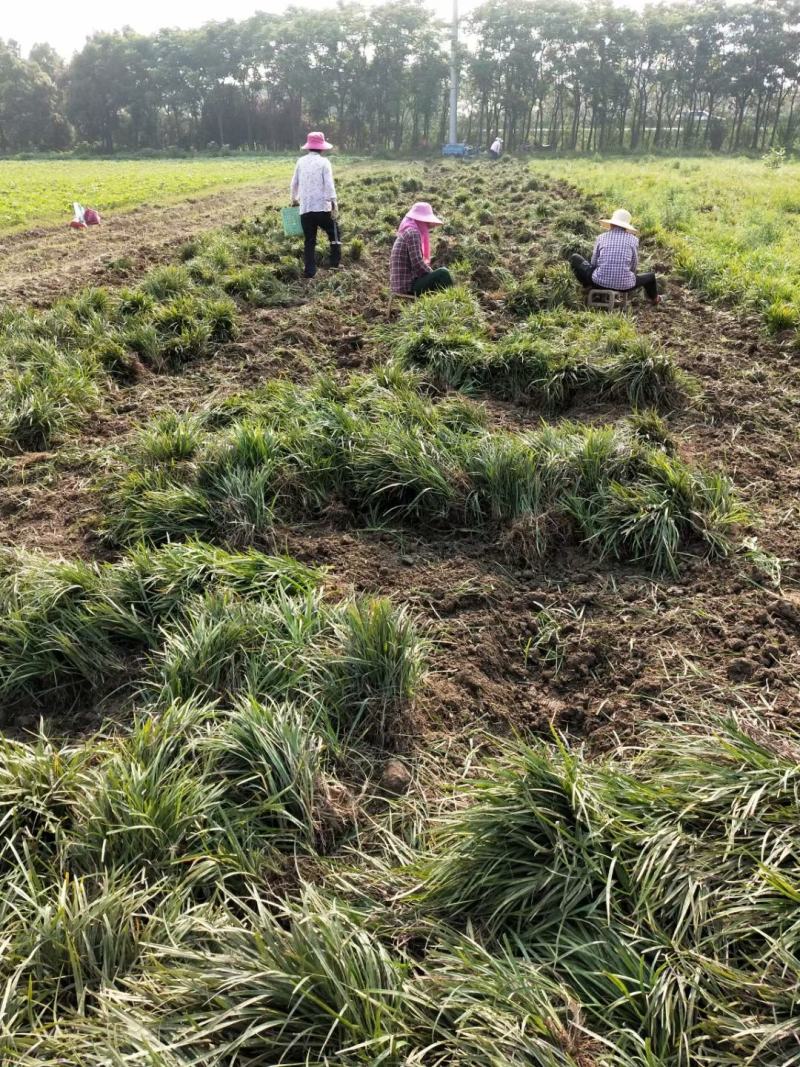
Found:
[0,541,319,702]
[387,299,689,411]
[103,370,739,573]
[0,541,426,728]
[419,713,800,1063]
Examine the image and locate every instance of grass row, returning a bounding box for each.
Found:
[0,540,424,740]
[0,703,796,1064]
[100,367,739,575]
[384,287,688,410]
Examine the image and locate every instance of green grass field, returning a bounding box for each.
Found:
[0,157,296,231]
[536,156,800,332]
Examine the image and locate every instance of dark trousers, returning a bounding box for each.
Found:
[300,211,341,278]
[569,253,658,300]
[412,268,454,296]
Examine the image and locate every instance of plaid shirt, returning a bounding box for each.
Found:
[590,229,639,290]
[390,228,431,293]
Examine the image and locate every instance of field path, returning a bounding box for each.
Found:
[0,181,284,307]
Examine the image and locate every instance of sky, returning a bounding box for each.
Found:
[5,0,648,59]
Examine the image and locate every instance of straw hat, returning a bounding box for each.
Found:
[601,208,637,232]
[302,131,333,151]
[407,202,444,225]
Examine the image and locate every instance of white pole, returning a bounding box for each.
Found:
[449,0,458,144]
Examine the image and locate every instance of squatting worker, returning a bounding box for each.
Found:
[290,131,341,279]
[489,136,503,160]
[390,202,453,297]
[569,209,661,304]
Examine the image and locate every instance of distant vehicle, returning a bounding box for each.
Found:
[687,110,710,121]
[441,143,479,158]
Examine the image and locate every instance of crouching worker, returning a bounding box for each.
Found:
[569,209,661,304]
[291,131,341,278]
[390,202,453,296]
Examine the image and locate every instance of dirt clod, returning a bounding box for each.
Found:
[380,759,413,795]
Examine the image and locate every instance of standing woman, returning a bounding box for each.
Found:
[390,202,453,297]
[290,131,341,279]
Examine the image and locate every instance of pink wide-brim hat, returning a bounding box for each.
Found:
[302,131,333,151]
[407,201,444,225]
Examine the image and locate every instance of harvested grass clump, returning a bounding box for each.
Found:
[0,540,426,724]
[389,298,688,410]
[420,714,800,1063]
[505,262,582,314]
[0,541,318,702]
[104,369,741,573]
[0,339,102,451]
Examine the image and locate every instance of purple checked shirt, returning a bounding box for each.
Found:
[590,229,639,291]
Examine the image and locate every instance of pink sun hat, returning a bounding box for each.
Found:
[406,201,444,225]
[302,131,333,151]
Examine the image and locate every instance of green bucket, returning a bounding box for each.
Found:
[281,206,303,237]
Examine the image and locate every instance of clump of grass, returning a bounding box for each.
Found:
[103,369,740,574]
[388,302,687,412]
[0,341,102,450]
[422,739,607,933]
[765,299,799,333]
[554,209,595,237]
[0,541,319,702]
[139,265,193,300]
[418,714,800,1061]
[505,263,581,315]
[628,407,674,450]
[348,237,365,261]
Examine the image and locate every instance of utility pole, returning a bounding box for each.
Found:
[448,0,458,145]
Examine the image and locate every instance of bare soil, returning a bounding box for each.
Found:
[2,164,799,747]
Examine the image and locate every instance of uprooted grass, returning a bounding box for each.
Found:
[1,710,798,1065]
[0,540,426,734]
[419,713,800,1064]
[103,367,739,573]
[385,288,689,410]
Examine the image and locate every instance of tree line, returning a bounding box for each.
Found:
[0,0,798,156]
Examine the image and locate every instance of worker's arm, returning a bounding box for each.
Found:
[590,237,601,269]
[630,239,639,272]
[407,230,431,275]
[290,162,300,206]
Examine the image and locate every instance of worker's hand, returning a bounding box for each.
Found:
[291,199,299,207]
[331,203,338,220]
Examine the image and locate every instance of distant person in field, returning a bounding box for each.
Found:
[390,202,453,297]
[569,208,661,304]
[489,136,503,160]
[290,131,341,279]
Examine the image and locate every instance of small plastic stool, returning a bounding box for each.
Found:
[584,288,630,312]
